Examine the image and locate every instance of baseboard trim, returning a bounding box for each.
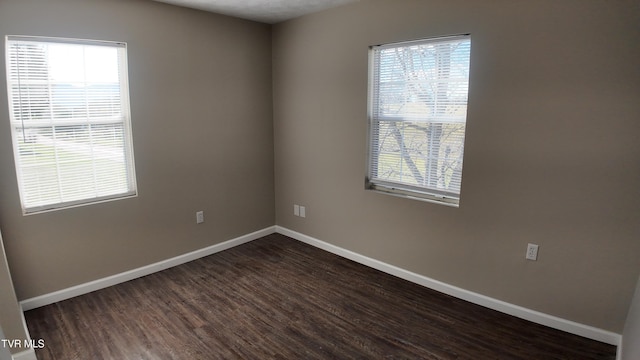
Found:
[18,225,622,350]
[20,226,276,311]
[12,349,36,360]
[617,338,623,360]
[275,226,622,347]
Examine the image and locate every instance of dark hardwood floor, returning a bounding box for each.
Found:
[25,233,617,359]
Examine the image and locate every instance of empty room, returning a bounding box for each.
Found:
[0,0,639,359]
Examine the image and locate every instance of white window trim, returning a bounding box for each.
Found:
[5,35,137,215]
[366,34,471,207]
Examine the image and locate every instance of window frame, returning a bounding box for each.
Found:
[366,34,471,207]
[5,35,137,215]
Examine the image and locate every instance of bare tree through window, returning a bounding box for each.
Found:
[368,36,470,204]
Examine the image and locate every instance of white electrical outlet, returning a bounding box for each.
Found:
[293,204,307,218]
[526,243,539,261]
[196,211,204,224]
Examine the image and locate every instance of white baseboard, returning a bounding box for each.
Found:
[617,337,624,360]
[20,226,276,311]
[275,226,622,347]
[18,224,622,352]
[12,349,36,360]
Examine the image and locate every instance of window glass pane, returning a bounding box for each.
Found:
[369,36,471,204]
[5,36,136,214]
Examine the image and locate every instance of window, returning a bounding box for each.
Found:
[5,36,137,214]
[367,35,471,206]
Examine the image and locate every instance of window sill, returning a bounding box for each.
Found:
[367,183,459,208]
[23,192,138,216]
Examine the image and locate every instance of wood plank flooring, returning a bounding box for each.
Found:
[25,233,617,359]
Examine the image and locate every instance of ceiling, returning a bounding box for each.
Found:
[151,0,360,24]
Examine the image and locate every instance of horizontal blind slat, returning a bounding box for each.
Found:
[369,36,471,203]
[6,36,137,213]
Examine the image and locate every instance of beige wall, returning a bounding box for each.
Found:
[0,0,274,299]
[273,0,640,333]
[0,232,29,354]
[1,0,639,340]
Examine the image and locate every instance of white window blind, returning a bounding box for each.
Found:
[5,36,137,214]
[367,35,471,206]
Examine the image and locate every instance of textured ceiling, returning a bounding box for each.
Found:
[151,0,360,24]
